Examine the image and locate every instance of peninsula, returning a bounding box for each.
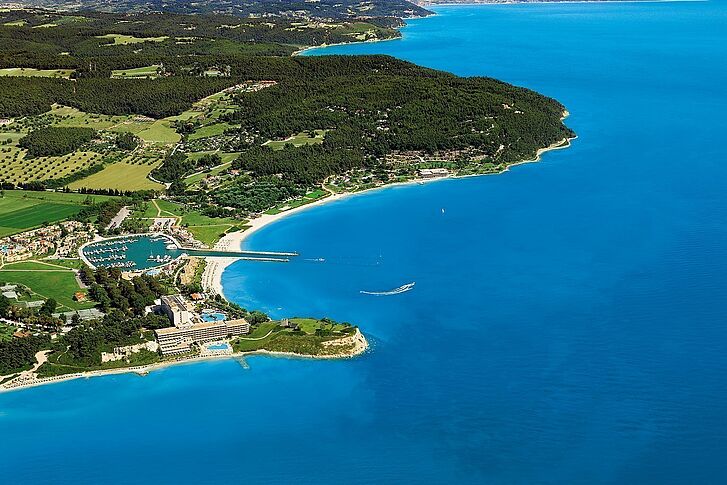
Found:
[0,4,573,391]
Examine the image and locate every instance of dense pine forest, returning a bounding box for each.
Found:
[5,0,430,20]
[0,8,573,215]
[19,126,96,156]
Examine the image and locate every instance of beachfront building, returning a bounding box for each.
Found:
[160,295,194,326]
[419,168,449,179]
[154,293,249,355]
[155,318,250,355]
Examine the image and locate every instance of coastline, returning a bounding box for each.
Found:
[0,329,368,394]
[3,133,573,395]
[292,35,403,57]
[419,0,700,6]
[203,132,575,298]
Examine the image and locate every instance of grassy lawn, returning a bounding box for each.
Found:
[96,34,169,45]
[0,203,81,237]
[154,199,183,216]
[111,65,161,79]
[264,189,329,215]
[231,319,357,355]
[44,105,131,130]
[1,260,78,271]
[179,210,245,246]
[137,120,180,144]
[45,258,85,270]
[264,130,327,150]
[188,122,233,141]
[0,190,115,237]
[68,161,165,191]
[137,198,244,246]
[0,268,93,311]
[290,318,349,334]
[0,68,74,78]
[184,152,239,186]
[165,109,201,123]
[185,224,235,246]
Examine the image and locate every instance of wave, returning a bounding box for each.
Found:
[360,282,415,296]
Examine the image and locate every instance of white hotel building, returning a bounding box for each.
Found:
[155,295,249,355]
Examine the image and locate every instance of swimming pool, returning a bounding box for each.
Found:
[201,312,226,322]
[207,343,230,351]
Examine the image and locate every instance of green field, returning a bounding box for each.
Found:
[68,161,165,191]
[231,319,356,354]
[188,122,233,141]
[0,204,80,236]
[96,34,169,45]
[111,65,161,79]
[1,105,128,184]
[264,188,329,215]
[178,207,245,246]
[0,145,105,185]
[0,68,74,78]
[133,198,244,246]
[184,152,239,186]
[0,190,115,237]
[0,265,93,311]
[264,130,327,150]
[39,105,135,130]
[137,120,180,144]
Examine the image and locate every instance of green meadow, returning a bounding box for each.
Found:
[264,130,327,150]
[0,264,94,311]
[0,190,115,237]
[96,34,169,45]
[111,65,161,79]
[68,161,164,191]
[0,68,74,78]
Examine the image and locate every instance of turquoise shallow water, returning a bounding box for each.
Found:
[3,2,727,483]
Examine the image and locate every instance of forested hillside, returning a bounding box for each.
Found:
[3,0,430,20]
[0,8,573,218]
[20,126,96,156]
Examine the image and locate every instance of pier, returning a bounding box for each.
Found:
[182,248,298,259]
[238,256,290,263]
[79,233,298,271]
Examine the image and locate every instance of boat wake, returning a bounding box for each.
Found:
[360,282,415,296]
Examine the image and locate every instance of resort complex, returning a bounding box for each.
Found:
[0,4,569,395]
[154,294,250,355]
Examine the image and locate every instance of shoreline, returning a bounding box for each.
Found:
[292,35,403,57]
[2,133,573,395]
[0,329,368,394]
[203,132,575,297]
[420,0,701,6]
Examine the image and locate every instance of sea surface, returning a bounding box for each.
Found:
[3,2,727,483]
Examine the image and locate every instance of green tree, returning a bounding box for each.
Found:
[38,298,57,317]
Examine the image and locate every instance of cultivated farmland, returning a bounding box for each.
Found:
[0,190,116,237]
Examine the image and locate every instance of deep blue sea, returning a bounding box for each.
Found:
[3,2,727,483]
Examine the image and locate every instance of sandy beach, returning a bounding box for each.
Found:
[201,189,354,298]
[201,133,575,297]
[0,329,368,394]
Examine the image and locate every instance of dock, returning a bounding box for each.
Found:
[238,257,289,263]
[181,247,299,260]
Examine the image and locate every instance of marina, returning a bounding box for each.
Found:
[80,233,297,271]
